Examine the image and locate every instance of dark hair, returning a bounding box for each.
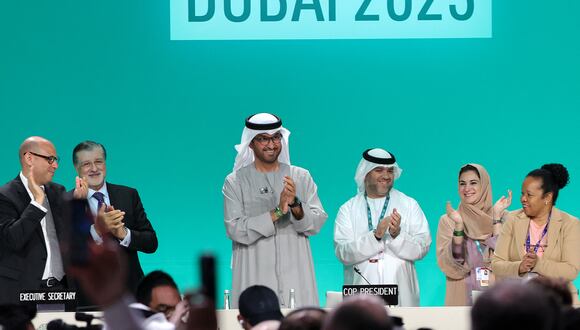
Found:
[72,140,107,165]
[238,285,283,326]
[0,304,36,330]
[324,304,391,330]
[136,270,179,306]
[530,277,573,307]
[526,163,569,205]
[471,280,559,330]
[279,307,327,330]
[459,164,480,179]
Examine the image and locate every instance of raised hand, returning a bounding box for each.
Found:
[73,176,88,199]
[493,189,512,219]
[446,201,464,230]
[68,240,127,307]
[27,164,45,205]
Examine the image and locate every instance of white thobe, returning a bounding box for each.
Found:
[334,189,431,306]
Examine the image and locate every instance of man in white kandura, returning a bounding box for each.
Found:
[334,148,431,306]
[223,113,328,308]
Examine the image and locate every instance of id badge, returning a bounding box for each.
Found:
[476,267,490,287]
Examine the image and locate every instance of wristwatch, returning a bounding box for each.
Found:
[288,197,302,208]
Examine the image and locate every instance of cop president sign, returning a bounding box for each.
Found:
[170,0,491,40]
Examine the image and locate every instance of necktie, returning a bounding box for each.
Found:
[43,193,65,280]
[93,192,106,211]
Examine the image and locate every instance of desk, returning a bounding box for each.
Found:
[33,307,471,330]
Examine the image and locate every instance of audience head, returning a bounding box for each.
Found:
[471,280,559,330]
[238,285,283,330]
[279,307,327,330]
[530,276,573,307]
[18,136,59,185]
[136,270,181,320]
[72,140,107,190]
[322,295,392,330]
[0,304,36,330]
[522,164,569,218]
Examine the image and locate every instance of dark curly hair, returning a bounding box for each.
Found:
[526,163,570,205]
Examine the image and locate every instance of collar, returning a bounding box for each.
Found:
[88,182,109,200]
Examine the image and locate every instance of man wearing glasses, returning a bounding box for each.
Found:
[71,140,158,306]
[0,136,70,304]
[223,113,328,308]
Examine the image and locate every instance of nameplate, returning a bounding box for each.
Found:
[19,290,77,311]
[342,285,398,305]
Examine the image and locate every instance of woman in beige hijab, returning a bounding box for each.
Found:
[436,164,512,305]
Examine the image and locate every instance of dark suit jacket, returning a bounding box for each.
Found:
[0,175,68,304]
[71,183,158,310]
[106,182,158,293]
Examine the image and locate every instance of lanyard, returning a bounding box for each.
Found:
[364,192,390,231]
[474,241,485,256]
[525,210,552,253]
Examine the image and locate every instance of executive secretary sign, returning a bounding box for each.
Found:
[170,0,491,40]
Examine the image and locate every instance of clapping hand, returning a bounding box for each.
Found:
[493,189,513,219]
[73,176,88,200]
[519,252,538,274]
[446,201,464,231]
[388,209,402,238]
[278,176,296,214]
[96,204,126,239]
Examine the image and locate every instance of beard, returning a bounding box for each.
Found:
[366,181,392,197]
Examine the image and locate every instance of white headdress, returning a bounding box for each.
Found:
[354,148,403,193]
[232,113,291,172]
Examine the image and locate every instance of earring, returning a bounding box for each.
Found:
[545,201,548,205]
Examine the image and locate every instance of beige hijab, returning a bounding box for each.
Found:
[457,163,493,240]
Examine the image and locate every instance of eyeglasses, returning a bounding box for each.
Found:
[79,159,105,170]
[27,151,59,164]
[253,134,283,145]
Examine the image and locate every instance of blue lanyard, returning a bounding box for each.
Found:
[525,210,552,253]
[474,241,485,256]
[364,192,390,231]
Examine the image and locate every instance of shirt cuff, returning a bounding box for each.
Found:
[90,225,104,245]
[119,228,131,247]
[30,200,47,213]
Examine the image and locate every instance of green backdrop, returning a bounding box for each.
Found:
[1,0,579,306]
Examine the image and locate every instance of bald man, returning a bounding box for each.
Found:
[0,136,72,304]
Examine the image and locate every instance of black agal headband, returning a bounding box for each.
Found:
[245,114,282,130]
[362,149,396,165]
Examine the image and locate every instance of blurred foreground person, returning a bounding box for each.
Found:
[471,280,559,330]
[322,295,392,330]
[278,307,327,330]
[237,285,283,330]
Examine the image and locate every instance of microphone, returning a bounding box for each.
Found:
[353,266,372,285]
